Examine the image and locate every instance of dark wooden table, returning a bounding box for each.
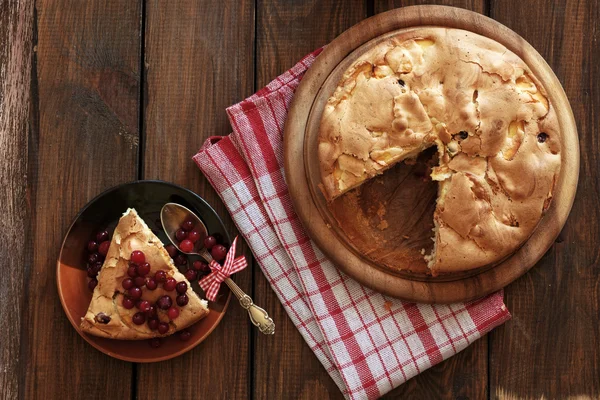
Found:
[2,1,598,399]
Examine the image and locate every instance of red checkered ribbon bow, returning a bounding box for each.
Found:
[199,236,247,301]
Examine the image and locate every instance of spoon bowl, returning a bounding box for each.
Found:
[160,202,275,334]
[160,202,208,255]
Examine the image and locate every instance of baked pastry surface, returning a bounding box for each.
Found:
[318,27,561,273]
[80,208,209,339]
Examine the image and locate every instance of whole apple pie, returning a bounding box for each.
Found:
[318,28,561,274]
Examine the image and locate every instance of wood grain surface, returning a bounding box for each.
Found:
[139,0,255,399]
[489,1,600,399]
[0,2,34,399]
[20,0,141,399]
[1,0,598,399]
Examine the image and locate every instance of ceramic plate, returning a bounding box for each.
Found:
[57,180,231,362]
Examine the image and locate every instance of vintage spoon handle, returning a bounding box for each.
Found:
[199,249,275,335]
[224,277,275,335]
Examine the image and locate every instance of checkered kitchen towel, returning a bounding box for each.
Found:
[193,49,511,400]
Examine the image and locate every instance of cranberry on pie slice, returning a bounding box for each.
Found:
[80,208,209,339]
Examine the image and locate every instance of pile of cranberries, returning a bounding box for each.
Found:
[120,249,195,347]
[85,230,112,292]
[173,218,229,261]
[167,218,230,282]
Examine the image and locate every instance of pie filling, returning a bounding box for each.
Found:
[318,28,561,273]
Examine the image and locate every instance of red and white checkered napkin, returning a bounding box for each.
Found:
[193,49,511,400]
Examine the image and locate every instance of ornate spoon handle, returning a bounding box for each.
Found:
[199,249,275,335]
[224,277,275,335]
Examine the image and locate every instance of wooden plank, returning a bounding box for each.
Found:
[254,1,365,398]
[22,0,141,398]
[375,0,485,11]
[373,1,489,399]
[139,1,255,398]
[0,1,34,399]
[489,1,600,398]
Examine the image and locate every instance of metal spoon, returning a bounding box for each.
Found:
[160,202,275,335]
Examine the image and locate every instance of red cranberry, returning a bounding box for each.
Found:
[211,244,228,261]
[176,294,189,306]
[184,269,198,282]
[164,277,177,291]
[127,264,138,278]
[122,297,135,309]
[157,322,169,334]
[88,253,100,265]
[187,231,201,243]
[98,241,110,256]
[181,219,195,232]
[157,295,172,310]
[154,270,167,283]
[192,260,208,271]
[167,307,180,320]
[179,329,191,341]
[134,276,146,287]
[95,313,111,324]
[88,278,98,291]
[130,250,145,265]
[137,300,151,313]
[132,312,146,325]
[137,262,151,276]
[176,281,188,294]
[91,263,102,276]
[165,244,178,258]
[95,312,113,325]
[93,261,103,273]
[128,286,142,299]
[174,254,187,266]
[175,229,188,241]
[146,304,158,318]
[88,263,102,278]
[96,230,109,243]
[122,278,134,290]
[149,338,162,348]
[179,239,194,253]
[203,236,217,250]
[147,318,159,331]
[145,278,157,290]
[87,241,98,253]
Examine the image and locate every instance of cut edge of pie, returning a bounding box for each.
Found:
[318,27,562,274]
[80,208,209,340]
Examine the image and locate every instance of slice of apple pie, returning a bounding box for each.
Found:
[80,208,209,339]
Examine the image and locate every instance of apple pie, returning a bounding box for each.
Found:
[318,28,561,273]
[80,208,209,339]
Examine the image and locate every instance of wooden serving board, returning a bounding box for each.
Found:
[283,5,579,303]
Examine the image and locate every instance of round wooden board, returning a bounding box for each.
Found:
[283,5,579,304]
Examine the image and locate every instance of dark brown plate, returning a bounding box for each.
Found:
[57,180,231,362]
[284,6,579,303]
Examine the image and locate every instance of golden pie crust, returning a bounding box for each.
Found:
[318,27,561,274]
[80,208,209,339]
